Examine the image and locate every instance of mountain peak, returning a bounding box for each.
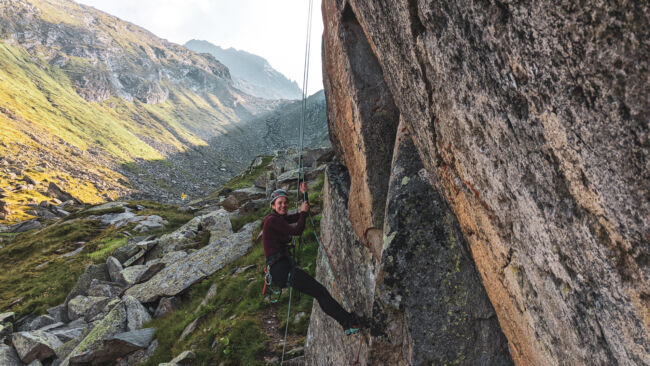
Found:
[185,39,302,100]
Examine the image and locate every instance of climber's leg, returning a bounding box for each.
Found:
[290,267,353,327]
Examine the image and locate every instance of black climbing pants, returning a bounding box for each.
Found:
[270,257,352,327]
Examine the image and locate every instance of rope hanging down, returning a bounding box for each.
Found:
[281,1,314,365]
[282,0,368,364]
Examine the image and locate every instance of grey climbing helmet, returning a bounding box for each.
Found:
[269,189,288,205]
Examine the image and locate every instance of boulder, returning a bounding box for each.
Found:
[86,202,127,212]
[46,305,68,323]
[106,256,124,283]
[133,215,167,232]
[115,338,158,366]
[46,183,79,204]
[12,331,63,363]
[87,280,123,298]
[123,249,145,267]
[68,328,155,365]
[28,316,56,331]
[125,221,257,303]
[67,296,110,322]
[113,236,151,263]
[135,238,158,251]
[170,350,196,365]
[154,296,181,318]
[65,264,110,304]
[147,218,201,259]
[60,298,129,365]
[219,195,239,212]
[0,322,13,343]
[229,187,266,203]
[276,168,301,187]
[90,208,143,228]
[37,323,64,332]
[0,311,15,324]
[253,172,268,189]
[238,199,265,217]
[120,265,148,286]
[36,210,57,220]
[271,153,299,176]
[0,200,11,219]
[136,262,165,284]
[0,345,22,366]
[49,322,87,343]
[201,210,233,245]
[8,220,41,233]
[123,296,151,331]
[150,209,232,258]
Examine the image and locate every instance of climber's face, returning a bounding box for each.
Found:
[272,196,289,215]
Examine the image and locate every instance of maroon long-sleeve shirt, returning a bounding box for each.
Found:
[262,210,308,258]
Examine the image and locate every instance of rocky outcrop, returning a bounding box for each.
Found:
[125,221,257,303]
[319,1,649,365]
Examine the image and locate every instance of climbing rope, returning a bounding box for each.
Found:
[280,1,314,365]
[281,0,370,363]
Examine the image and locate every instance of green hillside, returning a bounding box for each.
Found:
[0,0,275,223]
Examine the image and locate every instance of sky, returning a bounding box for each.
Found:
[76,0,324,95]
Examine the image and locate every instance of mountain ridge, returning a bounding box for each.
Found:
[185,39,303,100]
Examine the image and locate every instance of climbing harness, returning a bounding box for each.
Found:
[262,251,296,303]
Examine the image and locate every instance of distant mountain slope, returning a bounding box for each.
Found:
[0,0,282,222]
[209,90,330,164]
[185,39,302,100]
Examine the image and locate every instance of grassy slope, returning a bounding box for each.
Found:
[0,0,261,223]
[0,153,326,365]
[0,201,194,318]
[0,40,240,222]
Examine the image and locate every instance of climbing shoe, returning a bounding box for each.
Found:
[343,313,366,336]
[345,327,360,336]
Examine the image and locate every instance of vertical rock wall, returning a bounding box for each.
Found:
[316,0,649,365]
[305,163,376,366]
[372,121,511,365]
[321,3,400,260]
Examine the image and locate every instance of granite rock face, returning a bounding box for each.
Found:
[320,1,649,365]
[373,124,511,365]
[306,158,511,365]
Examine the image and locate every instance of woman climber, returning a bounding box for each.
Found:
[262,182,361,335]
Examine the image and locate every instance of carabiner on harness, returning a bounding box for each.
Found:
[262,265,283,303]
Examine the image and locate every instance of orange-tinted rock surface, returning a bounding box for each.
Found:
[313,0,649,365]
